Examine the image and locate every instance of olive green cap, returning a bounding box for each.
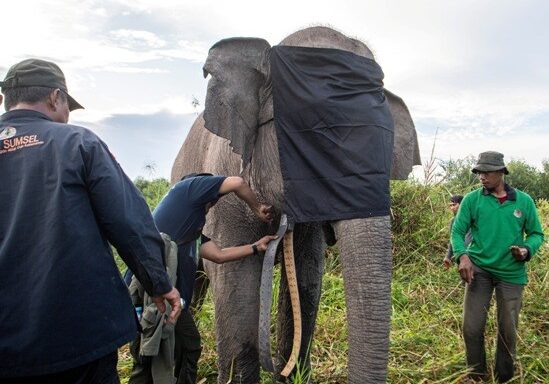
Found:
[0,58,83,111]
[472,151,509,174]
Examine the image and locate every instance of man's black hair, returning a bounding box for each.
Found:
[180,172,214,181]
[450,194,464,204]
[3,86,66,111]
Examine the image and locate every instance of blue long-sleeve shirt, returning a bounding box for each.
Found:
[0,110,172,377]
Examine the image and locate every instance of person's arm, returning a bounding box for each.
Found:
[219,177,273,223]
[151,288,181,324]
[444,243,453,269]
[451,196,474,283]
[199,235,277,264]
[82,134,181,321]
[451,198,472,262]
[446,242,454,259]
[510,196,544,261]
[443,219,454,269]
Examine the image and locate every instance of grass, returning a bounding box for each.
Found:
[117,187,548,383]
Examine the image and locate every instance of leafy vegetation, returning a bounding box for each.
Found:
[118,161,548,383]
[438,158,549,202]
[133,176,170,210]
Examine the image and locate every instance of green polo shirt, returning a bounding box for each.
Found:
[451,185,544,284]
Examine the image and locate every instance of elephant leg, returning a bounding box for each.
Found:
[204,254,263,384]
[276,222,325,380]
[333,216,392,384]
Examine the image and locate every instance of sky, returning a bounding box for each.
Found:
[2,0,548,180]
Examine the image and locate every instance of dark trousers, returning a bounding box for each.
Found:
[4,351,119,384]
[463,265,524,382]
[174,310,202,384]
[129,310,201,384]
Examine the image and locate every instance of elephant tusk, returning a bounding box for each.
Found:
[280,229,302,377]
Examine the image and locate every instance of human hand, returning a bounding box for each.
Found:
[509,246,528,261]
[254,235,278,252]
[458,255,474,284]
[152,287,182,324]
[443,257,452,270]
[254,204,274,223]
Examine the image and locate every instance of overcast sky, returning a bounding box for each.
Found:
[2,0,548,180]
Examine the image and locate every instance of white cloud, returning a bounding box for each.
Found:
[416,115,549,172]
[2,0,548,173]
[98,65,168,74]
[175,41,210,62]
[110,29,167,49]
[73,95,201,124]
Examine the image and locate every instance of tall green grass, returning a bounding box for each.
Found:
[118,182,548,383]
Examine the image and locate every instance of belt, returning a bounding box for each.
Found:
[258,214,302,377]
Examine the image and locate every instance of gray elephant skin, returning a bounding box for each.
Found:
[171,27,421,383]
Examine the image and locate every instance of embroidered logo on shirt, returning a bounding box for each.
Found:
[0,134,45,155]
[0,126,16,140]
[513,209,522,218]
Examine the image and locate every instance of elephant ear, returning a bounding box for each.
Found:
[386,89,421,179]
[202,37,272,168]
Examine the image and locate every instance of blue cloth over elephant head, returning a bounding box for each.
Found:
[270,46,394,223]
[201,37,420,224]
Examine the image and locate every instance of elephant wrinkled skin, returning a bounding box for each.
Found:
[171,27,420,383]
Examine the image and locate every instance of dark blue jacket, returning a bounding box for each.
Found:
[0,110,172,377]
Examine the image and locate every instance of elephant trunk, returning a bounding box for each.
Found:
[332,216,392,384]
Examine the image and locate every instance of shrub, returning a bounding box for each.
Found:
[390,180,450,267]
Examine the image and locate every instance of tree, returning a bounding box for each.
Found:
[438,156,478,194]
[539,160,549,201]
[134,177,170,210]
[439,157,549,202]
[505,160,541,200]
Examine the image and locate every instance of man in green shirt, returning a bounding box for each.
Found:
[451,151,544,383]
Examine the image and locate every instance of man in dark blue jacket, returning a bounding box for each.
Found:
[0,59,182,383]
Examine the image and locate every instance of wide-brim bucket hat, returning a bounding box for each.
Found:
[471,151,509,174]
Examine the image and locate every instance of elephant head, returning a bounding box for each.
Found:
[172,26,420,383]
[201,28,420,187]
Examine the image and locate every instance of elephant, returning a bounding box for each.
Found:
[171,26,421,383]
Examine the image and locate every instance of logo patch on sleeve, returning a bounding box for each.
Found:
[0,126,17,140]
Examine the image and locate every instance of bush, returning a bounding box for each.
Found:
[390,180,450,267]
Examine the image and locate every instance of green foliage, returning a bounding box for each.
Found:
[133,176,170,210]
[540,161,549,200]
[113,177,170,278]
[390,180,450,267]
[438,156,478,194]
[506,159,549,201]
[438,157,549,201]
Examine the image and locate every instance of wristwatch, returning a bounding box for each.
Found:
[252,244,259,256]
